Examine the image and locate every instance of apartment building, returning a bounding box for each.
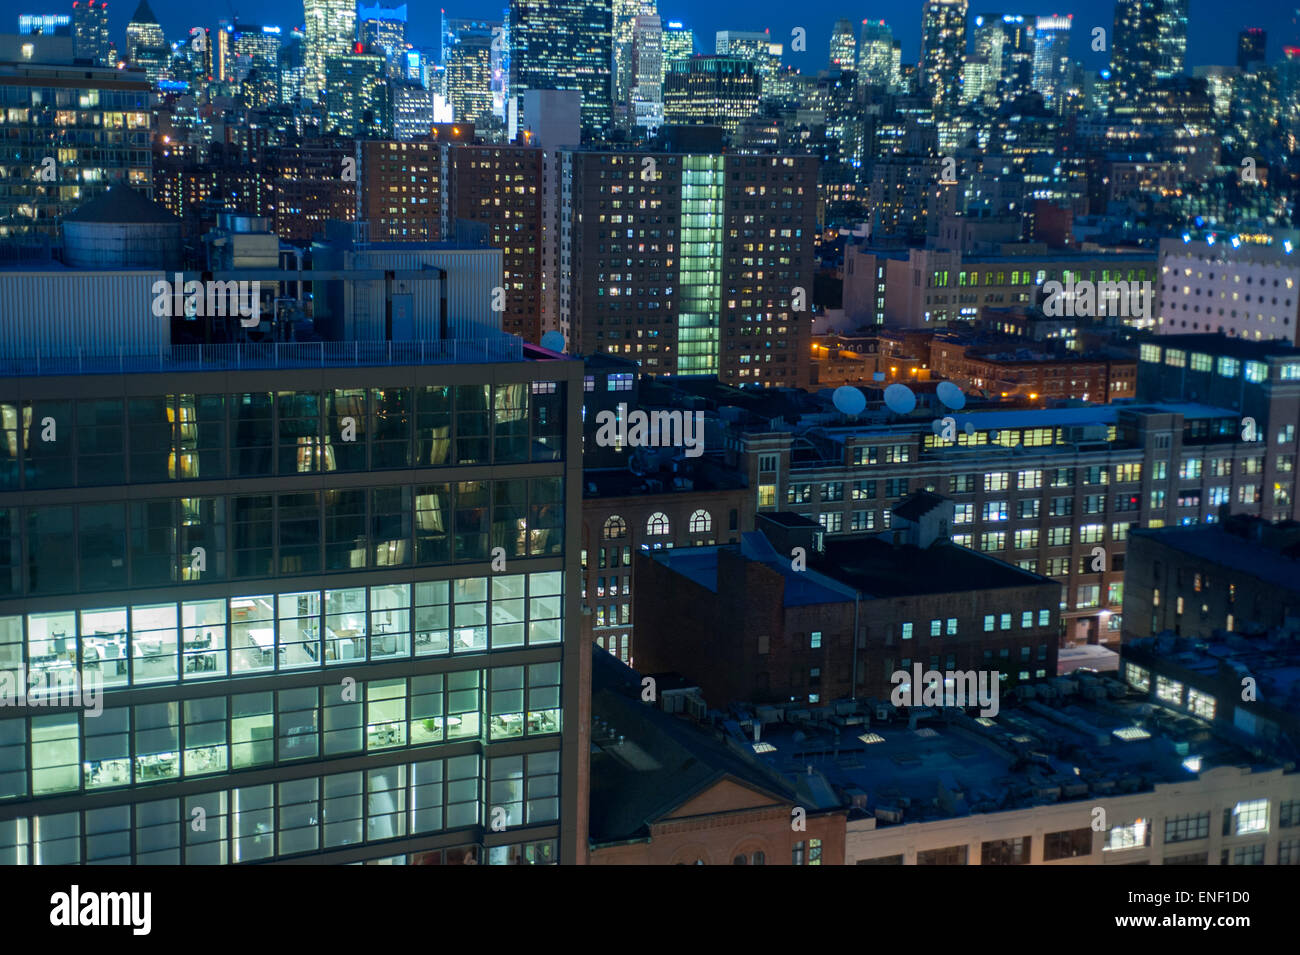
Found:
[558,149,818,388]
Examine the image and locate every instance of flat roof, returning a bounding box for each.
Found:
[1130,525,1300,594]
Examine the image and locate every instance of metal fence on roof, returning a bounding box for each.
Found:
[0,338,525,376]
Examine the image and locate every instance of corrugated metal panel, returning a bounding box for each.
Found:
[0,271,165,359]
[356,248,502,340]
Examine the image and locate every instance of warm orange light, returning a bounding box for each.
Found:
[1029,393,1038,399]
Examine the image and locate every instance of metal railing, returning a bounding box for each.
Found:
[1,338,526,376]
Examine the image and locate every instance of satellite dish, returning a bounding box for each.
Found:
[832,386,866,416]
[539,331,565,352]
[937,381,966,410]
[883,383,917,415]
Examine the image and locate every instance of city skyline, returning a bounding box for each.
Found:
[4,0,1298,72]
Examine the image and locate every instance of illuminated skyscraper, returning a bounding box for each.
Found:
[303,0,358,100]
[1154,0,1186,79]
[857,20,900,90]
[714,29,781,91]
[974,13,1033,103]
[358,3,408,79]
[124,0,165,68]
[72,0,110,65]
[508,0,613,143]
[326,44,391,137]
[631,14,663,131]
[1031,14,1070,107]
[661,18,694,85]
[445,30,494,125]
[919,0,967,114]
[1110,0,1158,110]
[613,0,655,128]
[232,25,283,108]
[663,55,759,134]
[830,18,855,69]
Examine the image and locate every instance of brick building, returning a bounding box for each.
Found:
[634,498,1061,705]
[587,649,846,865]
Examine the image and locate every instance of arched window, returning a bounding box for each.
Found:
[646,512,670,536]
[689,509,712,533]
[603,515,627,539]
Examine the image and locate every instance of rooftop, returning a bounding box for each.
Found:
[723,673,1283,825]
[813,533,1052,598]
[1130,522,1300,594]
[588,648,826,845]
[1126,629,1300,710]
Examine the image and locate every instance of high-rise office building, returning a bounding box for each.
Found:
[613,0,655,128]
[974,13,1034,103]
[662,56,760,134]
[857,20,900,90]
[124,0,164,71]
[1110,0,1159,110]
[303,0,358,101]
[0,261,586,864]
[0,58,151,237]
[1154,0,1187,79]
[1238,27,1267,71]
[71,0,109,65]
[358,3,407,79]
[231,25,283,108]
[830,18,855,70]
[509,0,613,143]
[660,19,693,84]
[326,45,391,138]
[558,149,817,387]
[630,14,663,132]
[445,31,494,125]
[1031,15,1071,107]
[713,28,781,90]
[919,0,967,114]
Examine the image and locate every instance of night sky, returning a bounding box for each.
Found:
[3,0,1298,73]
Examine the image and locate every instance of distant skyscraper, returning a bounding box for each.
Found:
[1031,14,1071,106]
[975,13,1033,103]
[326,44,390,137]
[663,55,759,134]
[508,0,613,143]
[358,3,408,79]
[124,0,164,68]
[714,29,781,90]
[920,0,967,113]
[232,25,283,107]
[613,0,655,128]
[445,31,494,124]
[857,20,900,90]
[661,18,694,85]
[72,0,110,65]
[1110,0,1159,110]
[303,0,357,100]
[630,13,663,131]
[830,18,855,69]
[1154,0,1186,79]
[1238,27,1267,71]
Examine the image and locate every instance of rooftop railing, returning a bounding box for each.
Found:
[0,338,526,376]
